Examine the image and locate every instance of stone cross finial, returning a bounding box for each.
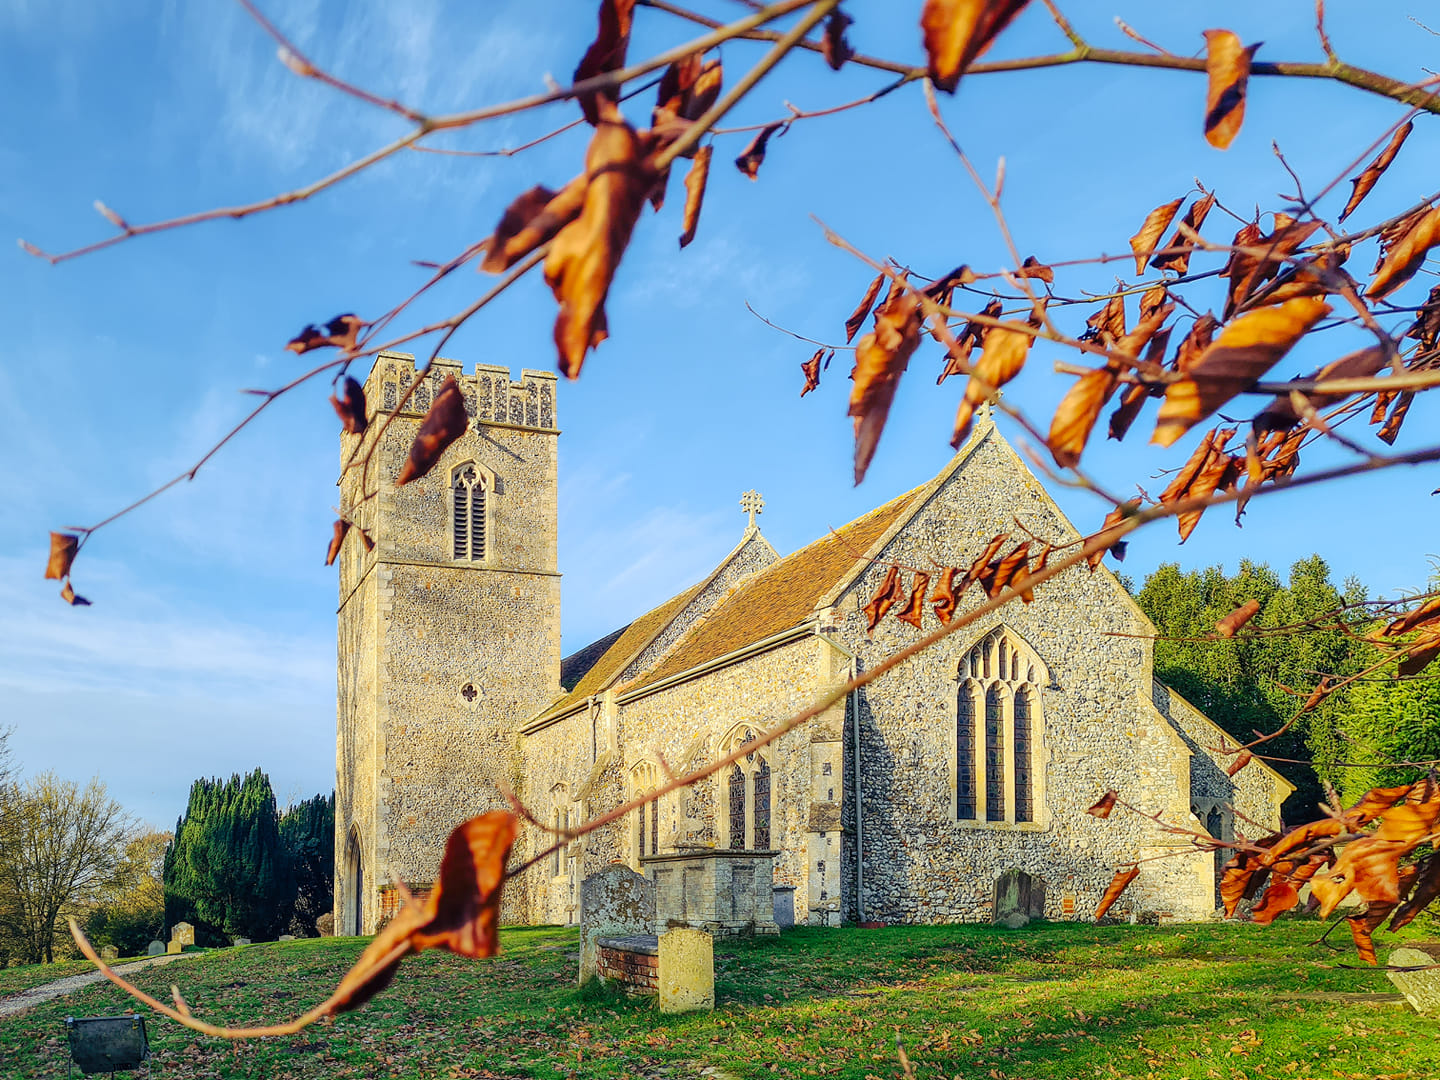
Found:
[740,489,764,529]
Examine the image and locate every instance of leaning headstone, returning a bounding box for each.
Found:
[278,934,296,942]
[579,865,654,984]
[773,885,796,930]
[99,945,120,961]
[170,922,195,947]
[147,940,165,957]
[1386,946,1440,1017]
[658,928,714,1014]
[994,869,1044,928]
[316,912,335,937]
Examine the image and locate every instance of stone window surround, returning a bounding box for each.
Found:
[716,722,772,851]
[449,459,497,564]
[550,782,573,879]
[628,760,665,871]
[950,627,1051,831]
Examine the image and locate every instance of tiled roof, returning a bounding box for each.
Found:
[624,487,921,692]
[559,624,629,691]
[532,583,704,723]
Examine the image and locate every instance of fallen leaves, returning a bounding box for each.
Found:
[1202,30,1258,149]
[398,376,468,486]
[921,0,1032,93]
[1152,297,1331,447]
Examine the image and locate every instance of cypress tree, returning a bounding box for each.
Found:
[280,792,335,936]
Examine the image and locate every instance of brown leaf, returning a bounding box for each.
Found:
[960,532,1009,594]
[1215,599,1261,638]
[287,313,364,355]
[950,308,1040,448]
[1017,542,1050,603]
[1381,595,1440,638]
[822,9,854,70]
[678,145,712,249]
[1176,443,1241,544]
[59,580,91,607]
[845,273,886,344]
[45,532,79,580]
[544,118,653,379]
[1087,790,1119,819]
[1251,855,1328,925]
[1086,295,1127,349]
[1399,633,1440,677]
[1173,312,1219,373]
[483,179,587,274]
[1203,30,1258,150]
[894,572,932,629]
[734,123,782,181]
[397,376,468,486]
[1150,194,1216,275]
[1405,284,1440,349]
[1377,390,1413,446]
[801,348,823,397]
[329,811,517,1013]
[573,0,636,125]
[1347,904,1396,965]
[930,566,960,624]
[330,376,368,435]
[1226,749,1254,777]
[921,0,1031,93]
[1251,345,1387,434]
[325,519,349,567]
[1094,865,1140,919]
[1017,255,1053,283]
[1107,382,1150,443]
[862,565,903,633]
[1159,428,1223,506]
[1224,217,1323,319]
[986,541,1032,598]
[1152,297,1331,447]
[654,55,722,127]
[850,288,923,484]
[1368,206,1440,298]
[1312,836,1409,918]
[1220,844,1276,918]
[1087,500,1137,570]
[1340,121,1413,223]
[1129,198,1184,275]
[1391,852,1440,930]
[1049,361,1123,469]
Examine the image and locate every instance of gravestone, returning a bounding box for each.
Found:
[773,885,796,930]
[578,865,654,984]
[646,849,779,935]
[993,870,1046,928]
[658,928,714,1014]
[99,946,119,961]
[1386,945,1440,1017]
[278,934,296,942]
[231,937,251,947]
[146,940,165,957]
[167,921,194,955]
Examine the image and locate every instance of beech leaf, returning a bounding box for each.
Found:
[850,288,923,484]
[1087,790,1118,819]
[397,376,468,486]
[330,376,368,435]
[801,348,823,397]
[894,571,931,629]
[544,117,652,379]
[1152,297,1331,447]
[735,123,783,181]
[862,565,903,633]
[483,181,586,273]
[1129,198,1184,275]
[573,0,636,125]
[950,308,1040,448]
[1215,598,1261,638]
[930,566,960,625]
[1150,194,1216,275]
[822,9,854,70]
[60,580,91,607]
[1094,865,1140,919]
[1367,207,1440,298]
[287,314,364,355]
[921,0,1032,93]
[45,532,79,581]
[325,519,349,567]
[845,273,886,344]
[1203,30,1259,150]
[1340,121,1412,223]
[678,145,712,249]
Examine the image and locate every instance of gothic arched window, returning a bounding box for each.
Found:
[629,762,661,867]
[956,628,1046,826]
[719,724,773,850]
[451,464,487,561]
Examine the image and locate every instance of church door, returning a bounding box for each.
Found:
[346,830,364,936]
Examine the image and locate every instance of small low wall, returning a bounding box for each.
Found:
[594,934,659,994]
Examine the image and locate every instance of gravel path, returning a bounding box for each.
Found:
[0,952,200,1018]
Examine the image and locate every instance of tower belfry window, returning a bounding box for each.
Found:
[452,464,487,560]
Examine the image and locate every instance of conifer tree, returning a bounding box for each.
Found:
[279,792,334,937]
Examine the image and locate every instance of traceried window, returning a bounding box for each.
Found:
[719,724,773,850]
[451,464,487,561]
[956,628,1045,825]
[630,762,662,867]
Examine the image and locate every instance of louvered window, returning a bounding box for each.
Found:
[451,465,487,560]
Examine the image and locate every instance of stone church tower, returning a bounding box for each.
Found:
[335,351,561,934]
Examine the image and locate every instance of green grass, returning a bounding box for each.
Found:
[0,954,158,997]
[1,919,1436,1079]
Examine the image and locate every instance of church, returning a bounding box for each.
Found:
[333,352,1291,934]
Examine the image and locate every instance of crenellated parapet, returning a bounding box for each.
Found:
[365,351,558,431]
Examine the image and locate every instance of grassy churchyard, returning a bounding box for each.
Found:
[1,920,1437,1079]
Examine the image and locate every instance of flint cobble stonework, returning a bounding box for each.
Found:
[336,364,1289,933]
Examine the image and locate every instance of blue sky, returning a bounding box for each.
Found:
[2,0,1436,829]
